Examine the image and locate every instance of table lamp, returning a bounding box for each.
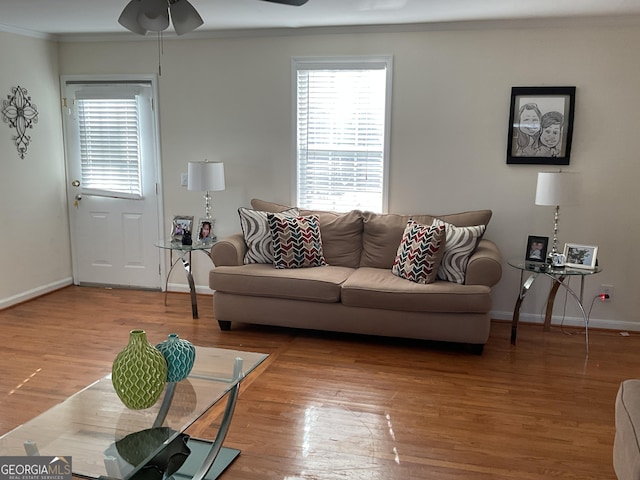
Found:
[535,171,578,261]
[187,160,225,220]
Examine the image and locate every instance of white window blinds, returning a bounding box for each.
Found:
[76,93,143,199]
[295,57,391,213]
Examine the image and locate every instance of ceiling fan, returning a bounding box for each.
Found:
[119,0,309,36]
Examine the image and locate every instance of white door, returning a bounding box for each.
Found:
[62,77,163,289]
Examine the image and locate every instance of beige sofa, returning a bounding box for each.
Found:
[209,199,502,353]
[614,380,640,479]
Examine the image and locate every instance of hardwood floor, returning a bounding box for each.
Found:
[1,286,637,479]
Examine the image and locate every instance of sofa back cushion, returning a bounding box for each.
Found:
[251,199,364,268]
[250,198,293,213]
[360,210,492,269]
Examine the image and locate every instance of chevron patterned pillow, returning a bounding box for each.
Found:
[436,220,486,284]
[239,207,299,264]
[392,219,446,284]
[267,214,327,269]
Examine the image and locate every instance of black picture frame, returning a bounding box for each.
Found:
[506,86,576,165]
[525,235,549,263]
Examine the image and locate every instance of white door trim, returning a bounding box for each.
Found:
[60,74,166,288]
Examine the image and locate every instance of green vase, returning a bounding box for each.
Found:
[112,329,168,410]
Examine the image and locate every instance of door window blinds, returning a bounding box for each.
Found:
[76,93,143,199]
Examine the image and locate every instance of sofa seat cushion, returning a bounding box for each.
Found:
[341,267,491,313]
[210,264,354,303]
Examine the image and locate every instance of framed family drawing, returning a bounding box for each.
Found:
[506,86,576,165]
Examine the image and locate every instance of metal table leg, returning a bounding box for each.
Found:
[543,273,589,355]
[173,358,245,480]
[180,252,198,319]
[511,272,538,345]
[164,250,199,319]
[543,275,567,331]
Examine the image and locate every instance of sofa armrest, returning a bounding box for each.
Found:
[465,239,502,287]
[211,233,246,266]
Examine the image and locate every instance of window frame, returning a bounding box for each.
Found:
[291,55,393,213]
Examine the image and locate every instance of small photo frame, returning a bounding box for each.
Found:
[171,215,193,243]
[525,235,549,263]
[506,86,576,165]
[196,218,216,244]
[563,243,598,269]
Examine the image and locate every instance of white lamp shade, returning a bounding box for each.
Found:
[535,171,578,206]
[171,0,204,35]
[188,161,225,192]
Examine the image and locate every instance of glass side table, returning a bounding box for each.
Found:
[508,259,602,354]
[155,240,215,319]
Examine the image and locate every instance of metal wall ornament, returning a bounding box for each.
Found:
[1,85,39,159]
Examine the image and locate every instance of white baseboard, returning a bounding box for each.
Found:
[491,309,640,332]
[0,277,74,310]
[166,282,213,296]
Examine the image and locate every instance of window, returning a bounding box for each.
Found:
[77,96,142,198]
[66,83,153,200]
[294,56,392,213]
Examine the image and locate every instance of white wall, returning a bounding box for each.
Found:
[8,19,638,330]
[0,32,71,308]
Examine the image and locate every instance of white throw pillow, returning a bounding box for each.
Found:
[238,207,299,264]
[436,220,486,284]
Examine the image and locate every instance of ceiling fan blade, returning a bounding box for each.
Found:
[260,0,309,6]
[170,0,204,35]
[118,0,148,35]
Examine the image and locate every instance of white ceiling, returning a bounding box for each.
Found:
[2,0,640,39]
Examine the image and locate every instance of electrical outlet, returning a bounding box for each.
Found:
[180,173,188,187]
[600,284,614,302]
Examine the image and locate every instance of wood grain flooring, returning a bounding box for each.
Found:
[0,286,637,479]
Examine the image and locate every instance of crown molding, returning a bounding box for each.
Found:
[0,22,54,40]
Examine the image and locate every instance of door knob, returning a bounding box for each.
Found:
[72,180,80,187]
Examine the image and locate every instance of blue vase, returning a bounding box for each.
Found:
[156,334,196,383]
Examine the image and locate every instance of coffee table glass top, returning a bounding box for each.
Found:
[0,347,267,479]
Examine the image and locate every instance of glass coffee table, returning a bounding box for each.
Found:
[0,346,267,480]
